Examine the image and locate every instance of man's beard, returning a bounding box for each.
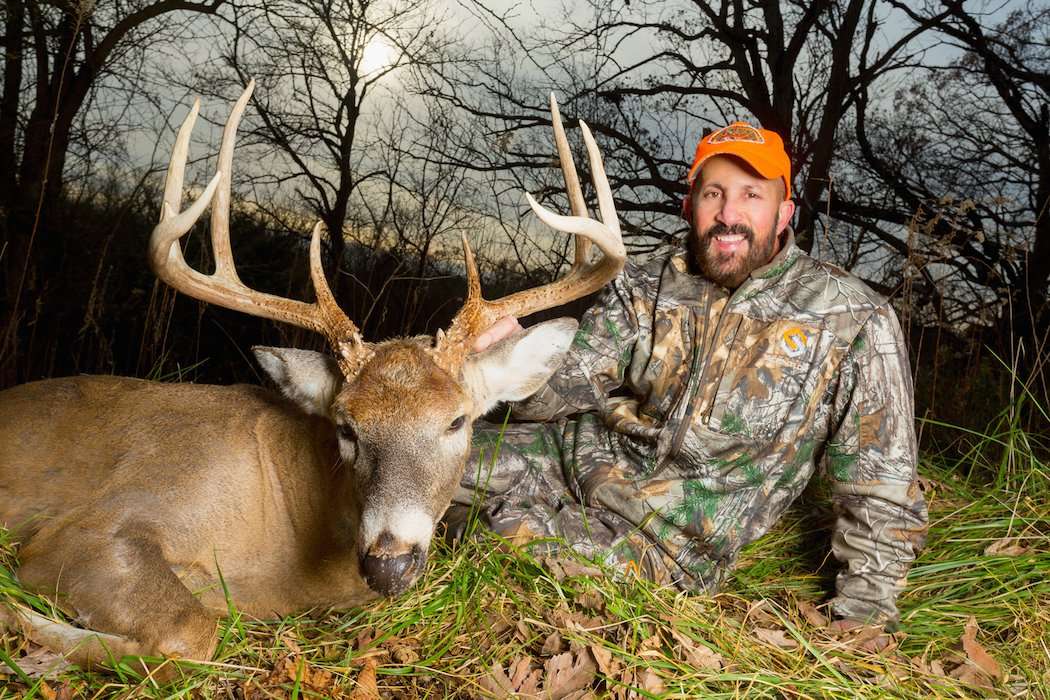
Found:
[689,221,778,289]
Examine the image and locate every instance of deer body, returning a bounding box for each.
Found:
[2,376,369,622]
[0,84,625,670]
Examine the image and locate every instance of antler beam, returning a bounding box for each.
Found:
[432,94,626,371]
[148,81,372,375]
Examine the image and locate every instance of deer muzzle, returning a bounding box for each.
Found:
[360,532,426,597]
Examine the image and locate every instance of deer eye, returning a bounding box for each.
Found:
[447,415,466,433]
[338,423,358,443]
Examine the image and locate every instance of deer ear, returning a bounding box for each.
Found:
[253,346,344,417]
[462,318,578,417]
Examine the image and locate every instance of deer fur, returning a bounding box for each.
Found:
[0,319,576,669]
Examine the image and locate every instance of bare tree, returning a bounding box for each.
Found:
[418,0,947,253]
[0,0,226,380]
[189,0,453,302]
[853,1,1050,355]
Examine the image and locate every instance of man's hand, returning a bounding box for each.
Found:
[472,316,523,352]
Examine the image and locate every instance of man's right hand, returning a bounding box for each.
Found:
[472,316,523,353]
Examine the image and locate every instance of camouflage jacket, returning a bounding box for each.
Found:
[514,229,929,623]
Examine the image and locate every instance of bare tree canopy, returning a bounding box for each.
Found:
[416,0,1048,363]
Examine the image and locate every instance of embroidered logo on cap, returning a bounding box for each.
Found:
[708,123,766,145]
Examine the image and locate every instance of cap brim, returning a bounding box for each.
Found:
[687,146,783,183]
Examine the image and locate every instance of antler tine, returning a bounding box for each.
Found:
[210,80,255,282]
[431,97,626,371]
[550,94,592,276]
[149,83,371,377]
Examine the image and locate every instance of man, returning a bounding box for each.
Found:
[455,122,928,627]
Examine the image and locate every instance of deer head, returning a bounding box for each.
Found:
[148,81,624,597]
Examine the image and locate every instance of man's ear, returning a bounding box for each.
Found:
[777,197,796,233]
[252,346,343,417]
[462,318,578,417]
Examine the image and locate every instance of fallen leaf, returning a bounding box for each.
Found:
[544,558,567,582]
[638,633,662,653]
[552,607,605,632]
[983,537,1028,557]
[930,659,946,676]
[560,692,596,700]
[834,625,899,654]
[266,655,340,695]
[960,616,1003,681]
[576,591,604,612]
[557,559,603,579]
[281,632,302,654]
[349,659,380,700]
[638,669,667,693]
[0,645,72,680]
[950,662,997,690]
[508,656,542,695]
[797,600,829,628]
[478,662,515,698]
[543,650,597,699]
[542,630,566,656]
[669,628,723,670]
[745,600,779,626]
[754,627,798,650]
[589,644,617,676]
[391,644,419,665]
[354,628,377,651]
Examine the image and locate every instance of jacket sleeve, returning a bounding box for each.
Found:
[512,263,642,422]
[824,303,929,626]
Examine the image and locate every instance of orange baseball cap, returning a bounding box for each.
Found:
[686,122,792,200]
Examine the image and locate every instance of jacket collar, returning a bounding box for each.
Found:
[747,226,800,283]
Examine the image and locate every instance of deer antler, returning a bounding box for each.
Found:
[431,94,626,372]
[148,81,373,377]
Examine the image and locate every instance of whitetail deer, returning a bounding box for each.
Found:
[0,82,624,670]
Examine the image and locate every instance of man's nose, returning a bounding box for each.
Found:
[716,198,744,227]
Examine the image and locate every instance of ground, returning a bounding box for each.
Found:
[1,449,1048,699]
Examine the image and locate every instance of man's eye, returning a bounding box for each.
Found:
[338,423,358,442]
[448,415,466,432]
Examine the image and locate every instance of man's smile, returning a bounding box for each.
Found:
[711,231,749,255]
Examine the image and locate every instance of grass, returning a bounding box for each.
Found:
[1,427,1048,698]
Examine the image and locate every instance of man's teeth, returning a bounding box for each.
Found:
[716,234,745,241]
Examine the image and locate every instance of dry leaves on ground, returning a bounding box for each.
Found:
[479,649,598,699]
[668,628,724,670]
[983,536,1028,557]
[753,627,799,650]
[0,643,72,680]
[543,557,603,582]
[242,654,347,699]
[796,599,830,628]
[948,616,1004,689]
[349,659,381,700]
[828,623,901,654]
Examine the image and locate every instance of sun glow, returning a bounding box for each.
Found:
[359,35,397,77]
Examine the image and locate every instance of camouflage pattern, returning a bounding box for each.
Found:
[454,229,928,624]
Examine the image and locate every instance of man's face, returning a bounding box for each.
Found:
[689,155,795,289]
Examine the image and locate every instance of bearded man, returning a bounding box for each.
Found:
[454,122,929,627]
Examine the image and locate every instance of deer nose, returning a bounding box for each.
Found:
[360,534,425,597]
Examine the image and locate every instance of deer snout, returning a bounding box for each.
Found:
[360,532,426,596]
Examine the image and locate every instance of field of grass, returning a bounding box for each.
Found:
[2,414,1048,699]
